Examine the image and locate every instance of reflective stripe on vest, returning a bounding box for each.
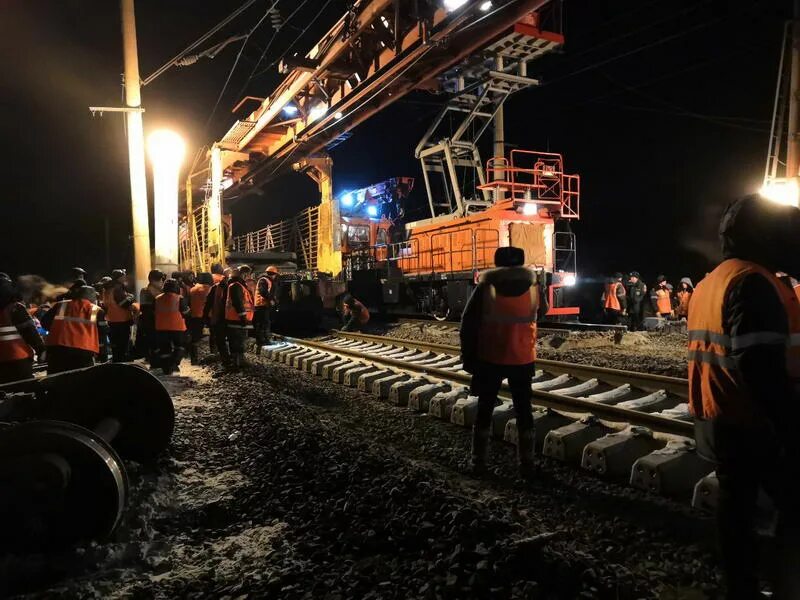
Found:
[604,282,621,311]
[155,293,186,332]
[477,284,538,366]
[0,304,33,361]
[225,282,254,322]
[47,300,100,353]
[189,284,211,318]
[687,258,800,420]
[254,277,271,308]
[655,288,672,314]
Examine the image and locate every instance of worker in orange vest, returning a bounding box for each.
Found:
[460,247,547,478]
[341,294,369,332]
[224,266,254,371]
[101,269,136,362]
[675,277,694,319]
[688,195,800,598]
[253,266,279,354]
[154,278,190,375]
[600,272,627,325]
[650,275,673,319]
[0,273,45,383]
[136,269,165,363]
[203,266,231,369]
[41,285,108,373]
[187,272,213,365]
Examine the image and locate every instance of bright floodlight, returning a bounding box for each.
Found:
[334,111,344,120]
[366,205,379,218]
[760,178,800,207]
[521,202,538,216]
[309,104,328,121]
[444,0,469,11]
[563,274,577,287]
[341,192,354,207]
[283,104,298,116]
[148,129,185,274]
[479,1,492,11]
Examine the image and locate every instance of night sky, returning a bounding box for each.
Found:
[1,0,793,314]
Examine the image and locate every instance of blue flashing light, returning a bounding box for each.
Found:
[340,192,355,207]
[283,104,298,116]
[366,205,379,218]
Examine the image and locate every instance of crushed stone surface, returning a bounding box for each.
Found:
[2,351,717,599]
[378,323,688,379]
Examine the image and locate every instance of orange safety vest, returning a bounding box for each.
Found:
[225,281,254,322]
[676,290,692,318]
[477,284,538,365]
[655,287,672,315]
[103,287,133,323]
[604,282,622,311]
[687,258,800,421]
[254,277,272,308]
[155,293,186,332]
[0,304,33,362]
[189,284,211,318]
[47,299,101,353]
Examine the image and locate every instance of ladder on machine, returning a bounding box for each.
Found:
[415,17,563,219]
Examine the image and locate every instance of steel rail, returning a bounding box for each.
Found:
[283,335,693,437]
[331,331,689,398]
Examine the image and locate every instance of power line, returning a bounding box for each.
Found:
[143,0,259,86]
[592,101,769,133]
[249,0,339,82]
[233,0,319,105]
[205,0,282,130]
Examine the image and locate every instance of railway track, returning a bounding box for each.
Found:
[394,318,627,338]
[263,332,719,511]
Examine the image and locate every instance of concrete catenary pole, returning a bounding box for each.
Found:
[121,0,151,296]
[493,55,506,201]
[786,0,800,178]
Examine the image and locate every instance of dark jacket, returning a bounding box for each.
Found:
[460,266,548,372]
[0,300,45,356]
[203,278,228,324]
[626,280,647,304]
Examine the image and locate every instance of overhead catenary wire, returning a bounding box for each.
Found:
[142,0,259,86]
[205,0,282,130]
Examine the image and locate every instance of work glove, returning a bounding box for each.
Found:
[240,317,249,328]
[37,350,47,364]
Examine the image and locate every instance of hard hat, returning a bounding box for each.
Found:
[148,269,166,282]
[629,271,640,278]
[0,272,11,282]
[613,272,623,280]
[656,275,666,283]
[74,285,97,303]
[239,264,253,274]
[197,272,214,285]
[110,269,126,281]
[266,265,279,275]
[71,267,87,277]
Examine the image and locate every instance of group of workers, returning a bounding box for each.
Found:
[0,263,282,382]
[461,194,799,598]
[602,271,695,329]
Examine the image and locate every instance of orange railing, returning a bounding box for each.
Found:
[478,149,580,219]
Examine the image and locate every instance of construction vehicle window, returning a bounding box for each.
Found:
[348,225,370,244]
[376,228,387,245]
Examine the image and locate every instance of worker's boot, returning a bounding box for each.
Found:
[469,425,491,474]
[174,347,186,372]
[517,428,536,480]
[190,344,199,365]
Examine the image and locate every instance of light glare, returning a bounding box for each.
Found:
[309,104,328,121]
[341,192,354,207]
[760,179,800,207]
[521,202,538,216]
[563,274,577,287]
[444,0,469,11]
[479,1,492,11]
[283,104,298,116]
[366,205,379,217]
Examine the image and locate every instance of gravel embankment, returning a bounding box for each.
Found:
[380,324,688,379]
[3,352,715,598]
